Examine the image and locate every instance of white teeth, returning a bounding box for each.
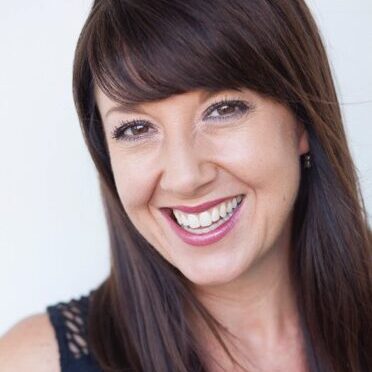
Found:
[219,203,227,218]
[199,211,212,227]
[188,214,199,229]
[181,210,235,234]
[211,207,220,222]
[181,213,189,226]
[172,195,244,231]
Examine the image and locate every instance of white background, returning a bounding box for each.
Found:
[0,0,371,336]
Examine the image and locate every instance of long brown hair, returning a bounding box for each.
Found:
[72,0,372,371]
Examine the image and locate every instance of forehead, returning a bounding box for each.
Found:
[94,84,246,119]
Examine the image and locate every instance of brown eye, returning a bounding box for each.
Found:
[129,123,149,136]
[205,99,251,121]
[111,119,154,142]
[217,104,236,116]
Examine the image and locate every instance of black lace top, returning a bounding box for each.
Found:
[46,291,102,371]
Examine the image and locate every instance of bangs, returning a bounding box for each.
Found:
[86,0,274,106]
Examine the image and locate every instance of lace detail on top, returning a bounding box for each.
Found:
[46,290,102,372]
[59,298,89,358]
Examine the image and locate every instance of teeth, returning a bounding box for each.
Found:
[172,195,244,230]
[181,213,189,226]
[211,207,220,222]
[180,210,235,234]
[199,211,212,227]
[219,203,227,218]
[188,214,199,229]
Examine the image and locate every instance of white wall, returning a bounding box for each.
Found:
[0,1,110,335]
[0,0,371,336]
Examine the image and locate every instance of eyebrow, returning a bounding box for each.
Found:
[103,88,243,119]
[104,101,142,119]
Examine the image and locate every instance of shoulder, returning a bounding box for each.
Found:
[0,312,60,372]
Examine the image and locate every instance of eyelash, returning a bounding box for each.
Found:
[111,98,253,142]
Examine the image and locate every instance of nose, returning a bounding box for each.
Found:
[159,136,216,197]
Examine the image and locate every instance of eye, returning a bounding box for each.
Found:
[203,98,252,122]
[111,98,254,142]
[111,119,154,142]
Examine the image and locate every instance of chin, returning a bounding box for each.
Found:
[176,256,248,288]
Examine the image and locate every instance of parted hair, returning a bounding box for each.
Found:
[72,0,372,371]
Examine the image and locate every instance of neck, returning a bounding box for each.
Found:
[188,224,305,370]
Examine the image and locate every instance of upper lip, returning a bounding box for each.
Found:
[164,195,242,214]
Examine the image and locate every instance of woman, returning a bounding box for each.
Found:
[1,0,371,371]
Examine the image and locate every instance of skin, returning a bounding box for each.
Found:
[95,86,310,371]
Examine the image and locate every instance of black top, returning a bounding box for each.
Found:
[46,291,102,372]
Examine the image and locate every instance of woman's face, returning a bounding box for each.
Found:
[95,86,309,286]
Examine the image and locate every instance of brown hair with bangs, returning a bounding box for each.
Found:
[72,0,372,371]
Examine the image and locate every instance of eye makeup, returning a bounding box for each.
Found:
[110,97,255,142]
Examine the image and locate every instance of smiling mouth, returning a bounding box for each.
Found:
[163,194,245,231]
[159,194,246,246]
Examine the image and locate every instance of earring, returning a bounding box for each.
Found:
[304,152,312,169]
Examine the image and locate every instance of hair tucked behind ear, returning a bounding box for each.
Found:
[72,0,372,371]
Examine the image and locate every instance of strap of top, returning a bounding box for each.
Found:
[46,290,102,372]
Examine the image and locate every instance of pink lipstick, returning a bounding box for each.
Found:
[160,196,245,247]
[169,195,233,214]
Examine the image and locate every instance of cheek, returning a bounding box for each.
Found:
[214,121,299,186]
[109,148,157,214]
[109,113,300,226]
[213,121,301,221]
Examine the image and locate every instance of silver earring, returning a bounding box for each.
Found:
[304,153,312,169]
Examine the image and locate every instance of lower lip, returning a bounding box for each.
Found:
[161,196,245,247]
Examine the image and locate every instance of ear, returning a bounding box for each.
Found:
[296,121,310,155]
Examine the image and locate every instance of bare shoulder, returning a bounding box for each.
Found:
[0,313,60,372]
